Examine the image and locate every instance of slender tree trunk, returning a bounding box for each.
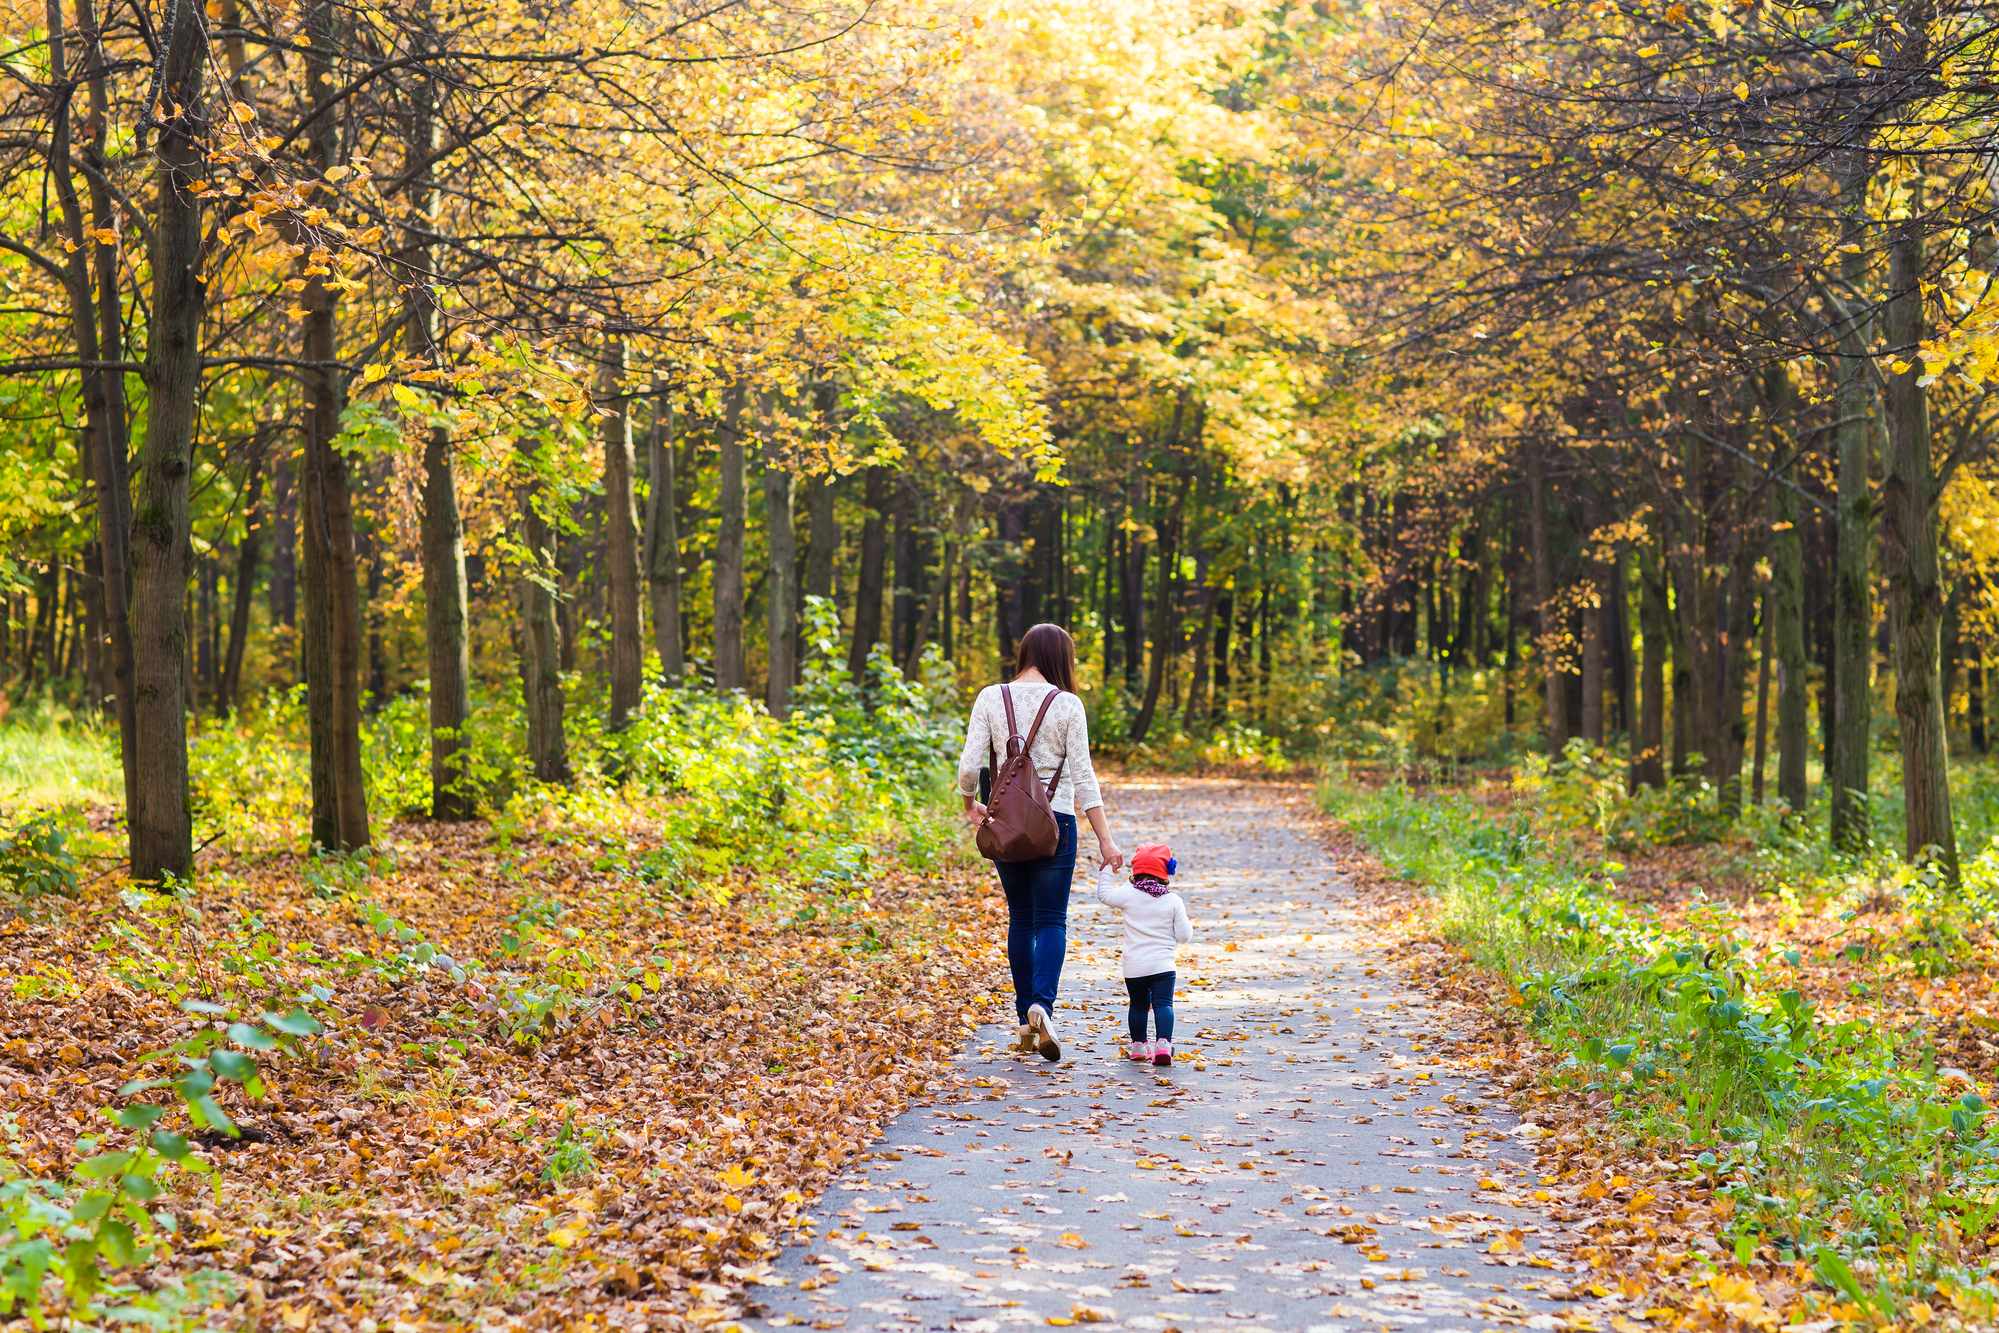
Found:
[46,0,137,816]
[644,386,685,682]
[1666,415,1714,781]
[847,464,888,681]
[1882,213,1958,878]
[1580,555,1605,744]
[1526,443,1566,757]
[598,342,644,728]
[270,450,297,639]
[1752,589,1773,806]
[803,380,840,618]
[1103,504,1122,683]
[1183,551,1217,736]
[295,1,368,852]
[804,474,837,601]
[1714,483,1758,818]
[712,382,748,694]
[905,510,949,678]
[1774,462,1809,814]
[217,452,263,717]
[413,420,471,818]
[1830,181,1876,851]
[401,67,473,818]
[127,0,208,878]
[516,455,570,784]
[1131,472,1192,744]
[765,440,797,719]
[1636,536,1668,789]
[1124,466,1147,690]
[1971,648,1988,754]
[892,488,916,663]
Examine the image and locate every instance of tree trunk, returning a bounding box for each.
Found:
[1882,214,1958,878]
[402,70,473,818]
[1131,472,1192,744]
[1635,536,1668,789]
[217,451,263,718]
[644,386,684,682]
[764,443,797,720]
[803,379,840,616]
[1103,504,1122,683]
[1830,177,1876,852]
[46,0,137,816]
[892,488,917,663]
[1183,550,1217,735]
[804,473,837,601]
[905,511,949,679]
[296,0,369,853]
[1752,589,1773,806]
[847,464,888,681]
[712,382,748,695]
[1715,496,1758,819]
[127,0,208,879]
[1580,555,1605,744]
[416,421,472,818]
[1971,647,1988,754]
[1774,462,1809,814]
[598,342,645,728]
[270,449,297,639]
[1526,443,1566,757]
[516,456,570,784]
[1124,465,1147,690]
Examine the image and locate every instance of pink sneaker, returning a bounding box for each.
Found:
[1126,1041,1152,1062]
[1152,1041,1173,1067]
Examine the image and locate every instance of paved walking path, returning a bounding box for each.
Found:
[751,780,1588,1333]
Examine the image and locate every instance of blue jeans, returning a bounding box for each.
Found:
[995,813,1077,1024]
[1126,970,1176,1043]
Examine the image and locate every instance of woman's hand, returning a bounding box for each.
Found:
[1084,806,1122,869]
[962,800,988,829]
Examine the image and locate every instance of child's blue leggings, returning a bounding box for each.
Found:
[1126,971,1175,1042]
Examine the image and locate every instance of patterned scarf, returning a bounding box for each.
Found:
[1132,874,1172,898]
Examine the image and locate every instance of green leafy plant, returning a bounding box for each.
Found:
[0,812,78,900]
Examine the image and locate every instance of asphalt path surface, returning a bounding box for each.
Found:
[750,779,1589,1333]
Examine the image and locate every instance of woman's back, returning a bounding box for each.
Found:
[958,681,1101,818]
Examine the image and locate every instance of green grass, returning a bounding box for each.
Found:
[0,699,120,807]
[1321,772,1999,1318]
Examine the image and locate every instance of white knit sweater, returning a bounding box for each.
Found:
[1094,867,1192,979]
[956,682,1103,817]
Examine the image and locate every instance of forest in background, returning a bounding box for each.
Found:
[10,0,1999,886]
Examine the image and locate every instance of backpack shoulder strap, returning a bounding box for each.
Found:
[1020,686,1060,751]
[1028,689,1070,797]
[999,683,1022,741]
[1019,688,1070,799]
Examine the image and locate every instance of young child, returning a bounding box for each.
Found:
[1095,842,1192,1067]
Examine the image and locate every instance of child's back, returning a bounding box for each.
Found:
[1096,846,1191,1066]
[1094,867,1191,977]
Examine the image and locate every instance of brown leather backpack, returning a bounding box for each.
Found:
[975,685,1067,863]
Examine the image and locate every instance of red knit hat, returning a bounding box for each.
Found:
[1131,843,1175,880]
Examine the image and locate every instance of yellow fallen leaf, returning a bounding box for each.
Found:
[1055,1233,1089,1250]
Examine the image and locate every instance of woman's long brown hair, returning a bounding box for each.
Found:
[1014,623,1079,694]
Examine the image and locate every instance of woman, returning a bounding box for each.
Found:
[958,623,1121,1061]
